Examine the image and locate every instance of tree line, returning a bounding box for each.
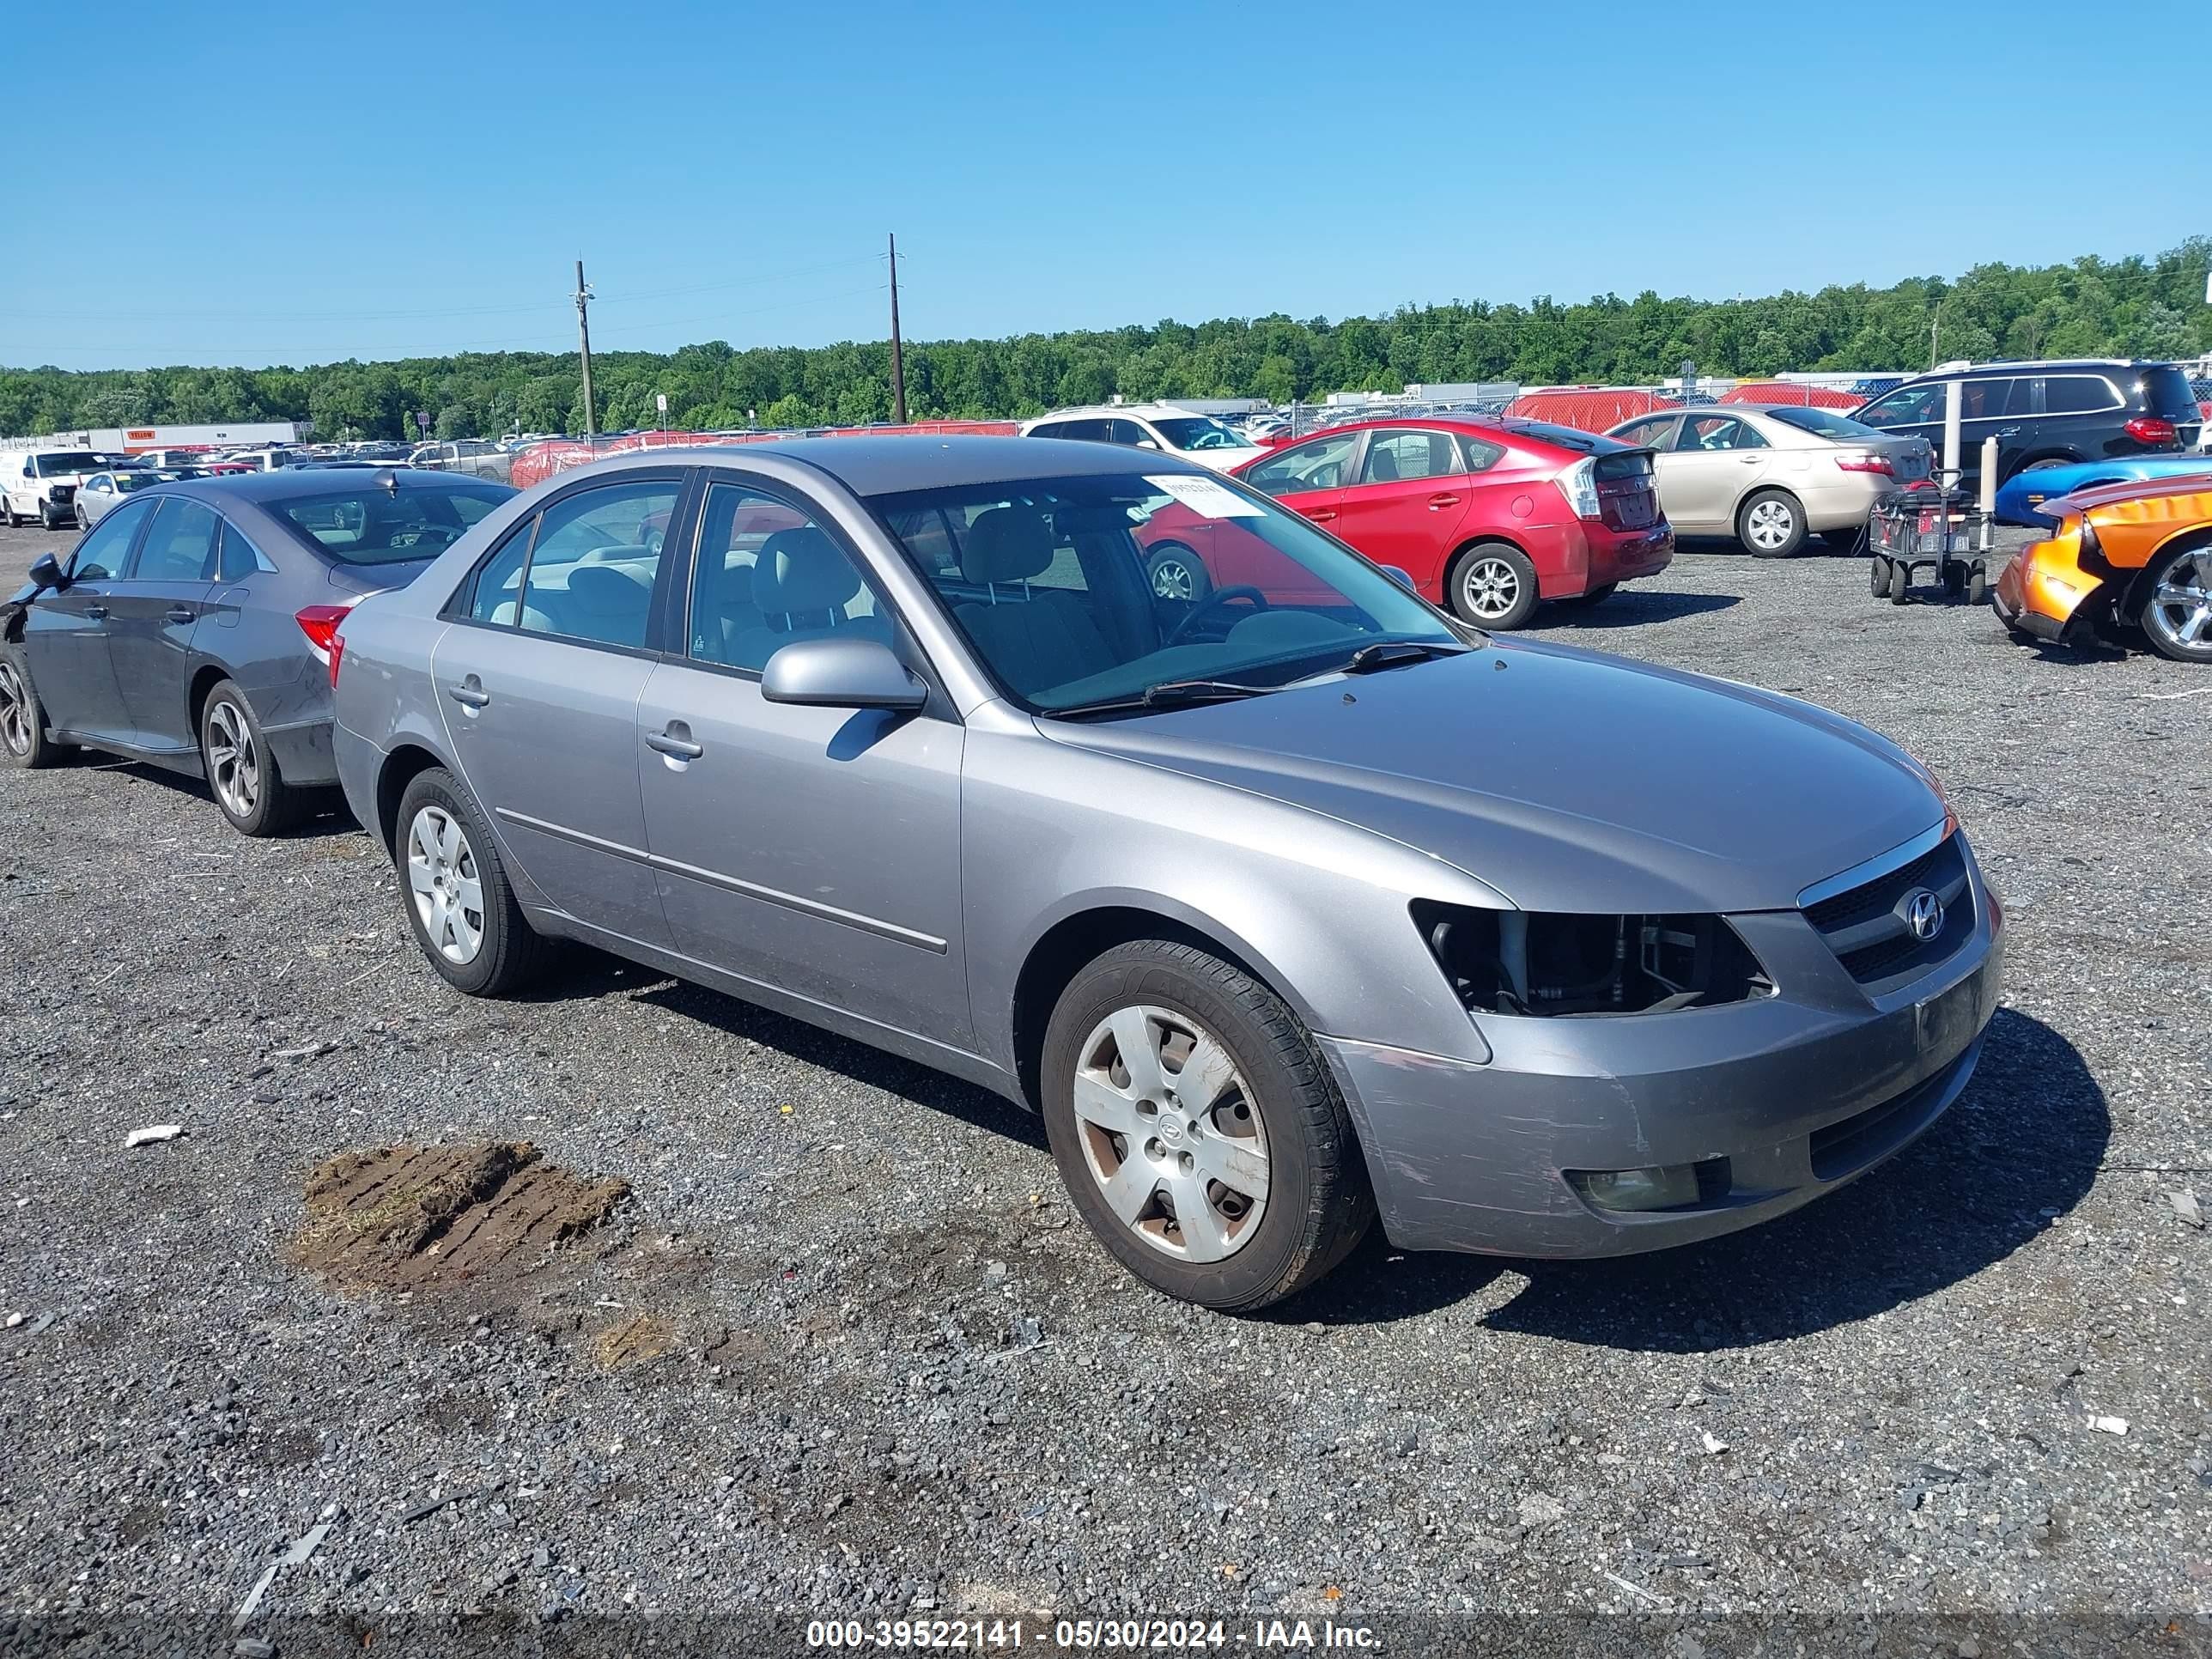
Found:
[3,239,2204,442]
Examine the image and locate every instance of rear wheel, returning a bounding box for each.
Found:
[1445,541,1540,630]
[0,646,63,769]
[1888,561,1910,605]
[393,766,551,995]
[2139,543,2212,664]
[1967,565,1989,606]
[75,503,89,530]
[1869,556,1891,598]
[199,679,304,837]
[1040,939,1372,1311]
[1738,489,1807,557]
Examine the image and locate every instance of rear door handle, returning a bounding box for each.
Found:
[1994,427,2020,438]
[167,605,196,623]
[448,679,491,709]
[1738,455,1763,465]
[1425,492,1461,509]
[1306,508,1338,523]
[645,725,703,761]
[83,604,107,619]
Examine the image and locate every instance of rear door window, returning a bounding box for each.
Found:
[129,498,222,581]
[1678,416,1764,451]
[1358,429,1462,483]
[498,478,681,649]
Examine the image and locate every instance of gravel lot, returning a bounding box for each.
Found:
[2,517,2208,1655]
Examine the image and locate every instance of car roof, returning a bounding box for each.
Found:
[1905,359,2148,382]
[1294,414,1629,453]
[147,466,508,507]
[1029,404,1233,422]
[539,434,1218,497]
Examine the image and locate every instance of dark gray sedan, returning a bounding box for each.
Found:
[1,469,514,835]
[328,438,2001,1310]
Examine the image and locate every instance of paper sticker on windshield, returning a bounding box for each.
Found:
[1146,474,1266,518]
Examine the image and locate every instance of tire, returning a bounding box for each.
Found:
[3,501,18,529]
[2137,542,2212,664]
[1737,489,1807,557]
[1967,565,1988,607]
[392,765,551,996]
[198,679,304,836]
[1039,939,1373,1312]
[1869,556,1890,598]
[1558,582,1617,609]
[1887,561,1910,605]
[0,644,62,769]
[1445,541,1540,631]
[1144,543,1212,603]
[1942,560,1968,599]
[38,504,59,532]
[75,503,89,531]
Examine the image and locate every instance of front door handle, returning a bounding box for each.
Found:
[1306,508,1338,523]
[1425,492,1461,509]
[1993,426,2020,438]
[83,603,108,618]
[167,605,196,623]
[1737,455,1763,465]
[645,723,704,761]
[448,678,491,709]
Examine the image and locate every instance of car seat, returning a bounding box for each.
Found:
[730,526,884,670]
[951,506,1117,696]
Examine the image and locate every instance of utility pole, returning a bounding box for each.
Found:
[888,232,907,425]
[574,258,598,445]
[1929,301,1942,370]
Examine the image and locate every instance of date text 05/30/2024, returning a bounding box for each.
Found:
[805,1618,1382,1650]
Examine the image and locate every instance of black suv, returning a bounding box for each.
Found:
[1851,360,2203,484]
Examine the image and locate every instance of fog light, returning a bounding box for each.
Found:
[1566,1161,1719,1212]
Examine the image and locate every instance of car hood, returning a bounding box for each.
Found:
[1039,639,1944,914]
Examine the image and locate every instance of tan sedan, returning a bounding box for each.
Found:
[1607,404,1933,556]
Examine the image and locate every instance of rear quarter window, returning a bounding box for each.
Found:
[2140,366,2201,421]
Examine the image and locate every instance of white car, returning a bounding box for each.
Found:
[1019,404,1266,473]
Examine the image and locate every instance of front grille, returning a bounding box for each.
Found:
[1803,833,1971,992]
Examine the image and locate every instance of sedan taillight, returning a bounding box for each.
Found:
[295,604,354,689]
[1834,451,1894,476]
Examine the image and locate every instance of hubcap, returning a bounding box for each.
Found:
[1151,555,1198,601]
[2147,549,2212,653]
[1069,1005,1269,1263]
[0,662,31,756]
[1746,500,1795,550]
[406,805,485,964]
[1460,556,1520,620]
[205,700,259,818]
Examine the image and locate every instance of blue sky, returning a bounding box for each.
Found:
[5,0,2205,372]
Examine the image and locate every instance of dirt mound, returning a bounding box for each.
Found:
[289,1141,630,1295]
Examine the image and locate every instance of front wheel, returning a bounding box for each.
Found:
[1445,541,1540,630]
[2139,542,2212,664]
[1738,489,1807,557]
[76,503,89,530]
[1040,939,1372,1311]
[0,645,63,769]
[1144,543,1212,603]
[393,766,551,995]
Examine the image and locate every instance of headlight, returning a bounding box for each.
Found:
[1413,902,1774,1017]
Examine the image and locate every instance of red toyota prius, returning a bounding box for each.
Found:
[1217,417,1674,629]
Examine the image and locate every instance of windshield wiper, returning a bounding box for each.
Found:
[1051,678,1274,719]
[1297,639,1471,681]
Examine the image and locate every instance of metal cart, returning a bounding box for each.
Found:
[1868,483,1993,605]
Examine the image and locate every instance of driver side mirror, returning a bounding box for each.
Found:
[1380,564,1416,592]
[28,552,65,591]
[1133,438,1160,451]
[760,635,927,712]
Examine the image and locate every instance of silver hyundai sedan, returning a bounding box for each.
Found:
[331,438,2002,1310]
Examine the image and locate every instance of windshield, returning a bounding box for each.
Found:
[273,482,512,565]
[1765,406,1883,439]
[1152,417,1256,452]
[32,452,105,477]
[870,471,1462,714]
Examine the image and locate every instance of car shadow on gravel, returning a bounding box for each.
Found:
[1293,1009,2107,1345]
[1531,592,1741,631]
[87,758,359,839]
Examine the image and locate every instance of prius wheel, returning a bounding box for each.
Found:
[1145,543,1212,602]
[1041,939,1372,1311]
[1446,541,1539,630]
[2140,542,2212,663]
[199,680,301,836]
[393,767,549,996]
[0,646,62,769]
[1739,489,1806,557]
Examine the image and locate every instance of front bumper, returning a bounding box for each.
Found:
[1319,863,2003,1258]
[1991,540,2102,644]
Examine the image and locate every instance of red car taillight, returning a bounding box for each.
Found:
[2124,416,2178,445]
[295,604,353,689]
[1834,451,1894,476]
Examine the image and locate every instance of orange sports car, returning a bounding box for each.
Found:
[1992,476,2212,662]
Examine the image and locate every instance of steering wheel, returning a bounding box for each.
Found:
[1164,584,1269,647]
